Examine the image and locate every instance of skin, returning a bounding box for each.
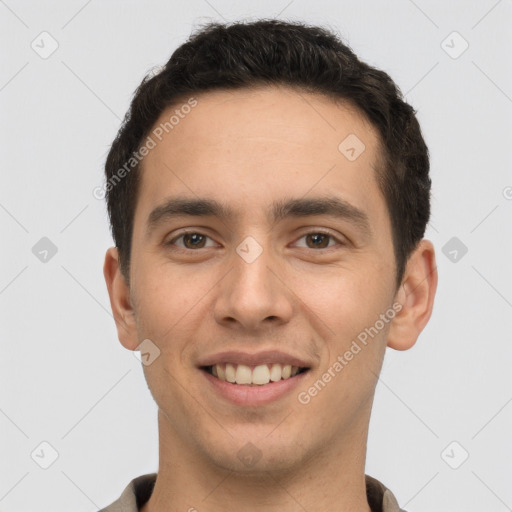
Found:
[104,85,437,512]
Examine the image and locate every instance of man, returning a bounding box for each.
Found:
[100,19,437,512]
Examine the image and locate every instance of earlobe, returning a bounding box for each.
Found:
[386,239,438,351]
[103,247,139,350]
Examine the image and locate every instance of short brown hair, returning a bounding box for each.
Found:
[104,19,431,290]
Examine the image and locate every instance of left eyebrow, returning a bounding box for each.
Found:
[271,196,372,237]
[146,195,372,239]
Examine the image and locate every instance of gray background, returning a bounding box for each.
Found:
[1,1,511,511]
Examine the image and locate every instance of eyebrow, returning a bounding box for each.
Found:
[146,195,372,238]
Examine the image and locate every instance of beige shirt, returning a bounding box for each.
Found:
[99,473,407,512]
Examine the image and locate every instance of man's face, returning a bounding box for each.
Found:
[125,86,399,473]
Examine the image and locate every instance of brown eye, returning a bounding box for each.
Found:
[182,233,206,249]
[305,233,331,249]
[295,232,341,250]
[168,232,215,250]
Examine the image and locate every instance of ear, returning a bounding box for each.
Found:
[103,247,139,350]
[387,239,438,351]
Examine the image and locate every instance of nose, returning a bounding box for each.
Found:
[213,240,293,332]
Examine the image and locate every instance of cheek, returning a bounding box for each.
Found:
[298,272,391,414]
[294,262,392,342]
[131,261,218,357]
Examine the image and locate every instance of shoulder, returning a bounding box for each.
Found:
[365,474,408,512]
[98,473,157,512]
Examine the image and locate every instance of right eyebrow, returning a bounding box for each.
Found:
[147,197,233,236]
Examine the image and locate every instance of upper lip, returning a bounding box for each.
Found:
[198,350,312,369]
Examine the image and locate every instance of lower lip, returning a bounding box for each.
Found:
[201,368,309,406]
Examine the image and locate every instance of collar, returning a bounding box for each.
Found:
[99,473,407,512]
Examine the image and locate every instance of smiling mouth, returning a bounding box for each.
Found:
[202,363,309,386]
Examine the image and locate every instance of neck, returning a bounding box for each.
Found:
[141,410,373,512]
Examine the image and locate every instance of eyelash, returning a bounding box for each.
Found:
[166,230,345,251]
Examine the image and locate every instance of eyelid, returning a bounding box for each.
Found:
[292,229,346,248]
[166,228,346,250]
[166,229,218,248]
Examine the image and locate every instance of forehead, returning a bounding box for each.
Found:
[151,86,380,165]
[135,86,387,231]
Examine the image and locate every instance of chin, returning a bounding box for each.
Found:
[200,433,309,476]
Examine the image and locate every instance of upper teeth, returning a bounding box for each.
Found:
[211,363,301,385]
